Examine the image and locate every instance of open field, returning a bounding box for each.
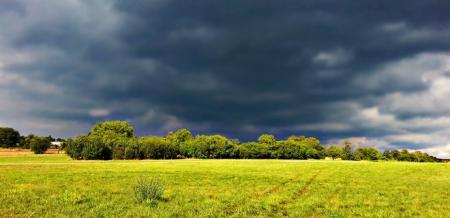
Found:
[0,154,449,217]
[0,148,62,157]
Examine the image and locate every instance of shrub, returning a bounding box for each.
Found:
[134,177,164,206]
[30,137,51,154]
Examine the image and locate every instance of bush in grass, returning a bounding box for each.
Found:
[29,137,51,154]
[134,177,164,206]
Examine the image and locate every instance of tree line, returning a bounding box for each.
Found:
[0,122,440,162]
[0,127,63,154]
[61,121,439,162]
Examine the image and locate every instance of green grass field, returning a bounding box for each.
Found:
[0,154,449,217]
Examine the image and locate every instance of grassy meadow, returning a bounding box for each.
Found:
[0,154,449,217]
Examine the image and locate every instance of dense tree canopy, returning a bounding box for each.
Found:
[20,134,36,149]
[0,127,20,148]
[166,128,193,145]
[90,121,135,138]
[29,137,51,154]
[327,146,344,160]
[257,134,276,145]
[61,121,439,162]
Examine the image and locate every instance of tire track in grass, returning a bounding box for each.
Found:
[274,171,322,217]
[222,174,303,216]
[305,171,354,217]
[254,176,297,197]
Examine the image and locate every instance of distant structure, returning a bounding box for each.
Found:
[51,141,63,148]
[438,158,450,163]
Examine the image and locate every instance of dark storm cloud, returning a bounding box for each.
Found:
[109,0,450,129]
[1,0,450,157]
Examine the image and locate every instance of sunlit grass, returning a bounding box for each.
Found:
[0,155,448,217]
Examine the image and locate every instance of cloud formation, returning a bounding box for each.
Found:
[1,0,450,158]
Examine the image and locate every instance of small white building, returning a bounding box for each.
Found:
[51,141,63,147]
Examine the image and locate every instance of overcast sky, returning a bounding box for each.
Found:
[1,0,450,158]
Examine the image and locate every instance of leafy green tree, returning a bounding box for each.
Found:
[287,136,323,151]
[286,136,306,142]
[90,120,135,138]
[61,120,438,162]
[140,136,178,159]
[326,146,344,159]
[383,150,393,160]
[166,128,193,145]
[30,137,51,154]
[80,136,112,160]
[65,135,114,160]
[391,149,401,160]
[342,141,353,160]
[112,137,137,159]
[274,140,308,159]
[305,148,322,159]
[65,121,137,160]
[353,147,382,161]
[237,142,270,159]
[0,127,20,148]
[399,149,411,161]
[65,138,83,159]
[257,134,276,145]
[20,134,36,149]
[124,142,140,159]
[180,135,236,158]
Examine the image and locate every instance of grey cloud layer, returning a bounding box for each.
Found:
[1,0,450,157]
